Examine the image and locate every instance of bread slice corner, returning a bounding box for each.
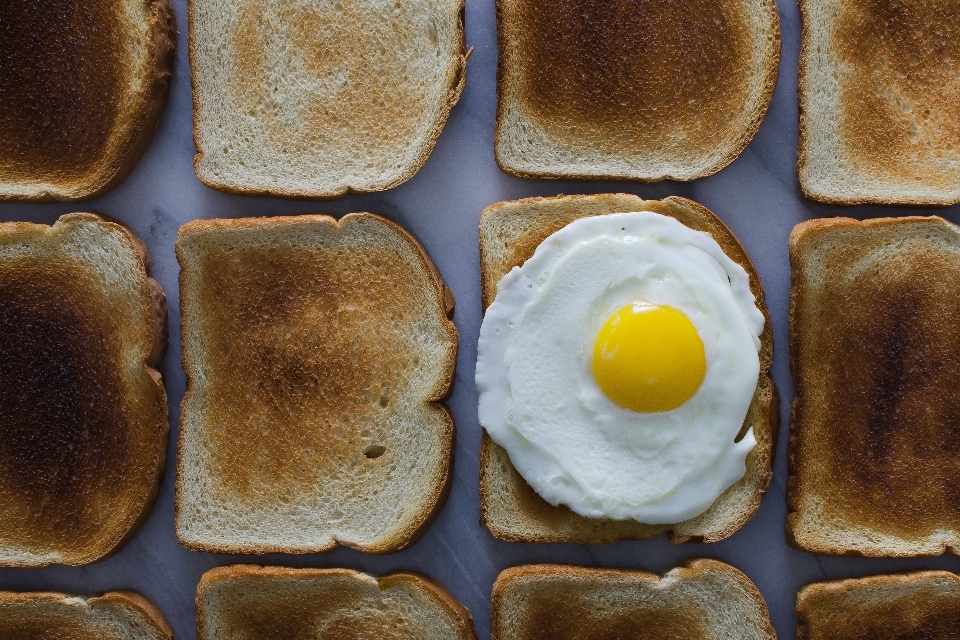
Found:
[0,590,172,639]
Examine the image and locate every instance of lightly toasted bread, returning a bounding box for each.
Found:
[0,214,168,568]
[176,213,458,554]
[788,216,960,557]
[0,0,175,202]
[797,0,960,205]
[797,571,960,639]
[190,0,468,198]
[0,590,172,640]
[491,560,777,640]
[495,0,780,182]
[478,194,776,544]
[196,565,477,639]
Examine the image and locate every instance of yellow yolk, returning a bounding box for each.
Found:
[592,302,706,413]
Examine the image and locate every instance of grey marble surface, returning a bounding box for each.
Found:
[2,0,960,638]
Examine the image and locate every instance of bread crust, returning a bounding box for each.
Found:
[196,565,476,639]
[0,213,168,567]
[491,559,776,640]
[0,0,176,202]
[175,213,458,554]
[796,571,960,640]
[0,590,173,639]
[478,194,776,544]
[494,0,780,182]
[189,0,468,199]
[788,216,960,557]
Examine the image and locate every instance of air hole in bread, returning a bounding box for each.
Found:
[364,445,386,459]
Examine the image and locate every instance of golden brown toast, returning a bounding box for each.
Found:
[479,194,776,544]
[797,0,960,205]
[788,217,960,556]
[0,0,175,201]
[0,590,172,640]
[196,565,476,639]
[797,571,960,639]
[495,0,780,181]
[0,214,168,567]
[491,560,776,640]
[176,213,458,554]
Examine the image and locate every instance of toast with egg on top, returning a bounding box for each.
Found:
[491,560,777,640]
[0,590,172,639]
[797,571,960,639]
[478,194,776,544]
[788,216,960,556]
[175,213,458,554]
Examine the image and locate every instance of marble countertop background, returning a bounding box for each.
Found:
[2,0,959,638]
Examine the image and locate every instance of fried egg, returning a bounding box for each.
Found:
[475,211,764,523]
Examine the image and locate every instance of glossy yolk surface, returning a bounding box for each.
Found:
[592,302,706,413]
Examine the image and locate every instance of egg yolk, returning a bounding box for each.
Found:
[592,302,706,413]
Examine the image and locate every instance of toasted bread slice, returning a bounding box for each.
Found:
[0,0,175,201]
[190,0,467,198]
[0,214,168,567]
[788,217,960,556]
[494,0,780,182]
[176,213,458,554]
[196,565,476,639]
[797,571,960,639]
[478,194,776,544]
[0,591,172,640]
[797,0,960,205]
[492,560,776,640]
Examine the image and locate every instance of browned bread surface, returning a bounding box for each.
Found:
[0,214,168,567]
[479,194,776,544]
[196,565,476,639]
[797,571,960,639]
[176,213,458,554]
[491,560,777,640]
[495,0,780,181]
[797,0,960,205]
[0,590,172,639]
[0,0,175,201]
[788,216,960,556]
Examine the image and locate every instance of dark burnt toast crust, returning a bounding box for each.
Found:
[196,566,476,640]
[0,0,175,201]
[494,0,780,181]
[478,194,776,544]
[175,213,458,554]
[796,571,960,640]
[0,214,168,567]
[788,217,960,556]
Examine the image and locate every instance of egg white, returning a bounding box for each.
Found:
[475,212,764,523]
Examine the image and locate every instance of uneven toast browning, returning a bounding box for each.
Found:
[491,560,776,640]
[797,571,960,640]
[0,0,175,201]
[495,0,780,181]
[788,217,960,556]
[196,565,476,640]
[0,214,168,568]
[0,590,173,640]
[797,0,960,205]
[176,213,458,554]
[190,0,467,198]
[478,194,776,544]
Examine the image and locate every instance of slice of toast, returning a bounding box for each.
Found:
[478,194,777,544]
[797,571,960,639]
[0,214,168,567]
[176,213,458,554]
[491,560,776,640]
[0,591,172,639]
[196,565,476,639]
[797,0,960,205]
[0,0,175,201]
[495,0,780,182]
[190,0,468,198]
[788,217,960,556]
